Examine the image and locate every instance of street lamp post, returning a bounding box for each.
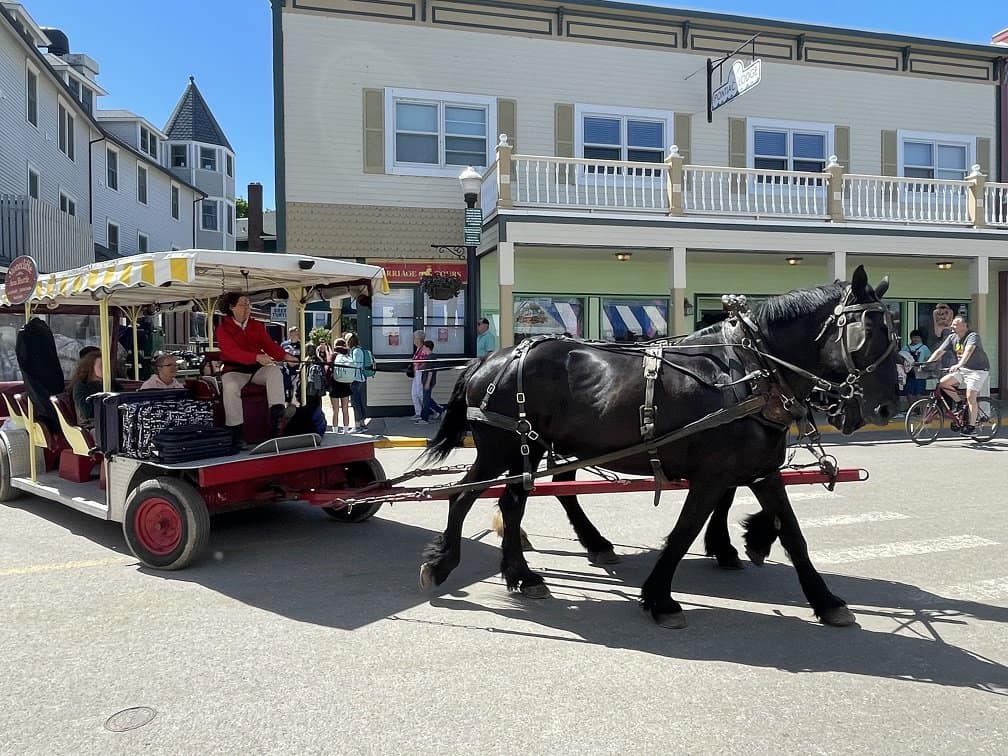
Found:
[458,167,482,357]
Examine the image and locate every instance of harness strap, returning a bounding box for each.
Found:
[640,345,669,506]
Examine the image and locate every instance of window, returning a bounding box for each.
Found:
[138,232,149,254]
[137,165,148,204]
[513,296,585,343]
[26,66,38,126]
[107,222,119,254]
[171,184,180,219]
[106,148,118,190]
[201,200,218,231]
[26,165,39,200]
[226,203,234,235]
[385,88,496,176]
[171,144,188,168]
[58,191,76,217]
[58,102,75,160]
[600,298,669,342]
[748,119,832,173]
[80,85,93,115]
[371,288,416,356]
[140,126,157,160]
[576,106,671,166]
[226,153,233,177]
[424,289,466,353]
[899,131,972,180]
[200,147,217,171]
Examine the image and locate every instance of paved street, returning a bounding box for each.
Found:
[1,434,1006,754]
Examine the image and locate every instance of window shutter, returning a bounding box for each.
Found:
[976,137,991,176]
[881,130,897,176]
[362,88,385,174]
[728,117,746,168]
[673,113,691,164]
[834,125,850,170]
[497,99,517,151]
[555,103,574,157]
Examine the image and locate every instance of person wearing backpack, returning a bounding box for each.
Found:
[344,332,371,433]
[321,336,355,432]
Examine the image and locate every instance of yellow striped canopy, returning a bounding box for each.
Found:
[0,250,389,307]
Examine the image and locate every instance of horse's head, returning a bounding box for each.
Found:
[817,265,899,433]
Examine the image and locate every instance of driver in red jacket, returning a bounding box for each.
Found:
[215,292,298,443]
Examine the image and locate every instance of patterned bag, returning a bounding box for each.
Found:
[120,399,215,459]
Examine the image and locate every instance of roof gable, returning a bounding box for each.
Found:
[163,76,233,151]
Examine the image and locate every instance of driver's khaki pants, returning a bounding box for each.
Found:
[222,364,285,426]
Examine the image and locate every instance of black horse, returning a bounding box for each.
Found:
[420,267,898,628]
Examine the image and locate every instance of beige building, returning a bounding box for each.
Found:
[271,0,1008,415]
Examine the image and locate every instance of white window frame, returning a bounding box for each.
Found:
[137,164,148,205]
[384,87,497,177]
[170,183,180,220]
[58,189,77,217]
[107,220,119,254]
[574,103,674,162]
[201,200,219,231]
[138,232,149,254]
[25,61,38,128]
[26,163,40,200]
[106,146,119,191]
[225,152,234,178]
[171,143,188,169]
[896,130,975,181]
[139,126,158,160]
[199,146,218,172]
[746,118,834,173]
[226,202,234,235]
[58,99,75,161]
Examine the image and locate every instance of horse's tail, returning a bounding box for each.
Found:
[423,356,486,463]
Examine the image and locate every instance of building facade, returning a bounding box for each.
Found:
[272,0,1008,414]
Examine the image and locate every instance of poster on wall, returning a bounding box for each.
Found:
[914,302,968,366]
[514,297,584,339]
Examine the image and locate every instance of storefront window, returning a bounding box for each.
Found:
[425,290,465,354]
[912,301,968,367]
[371,288,416,356]
[514,296,585,342]
[601,297,669,342]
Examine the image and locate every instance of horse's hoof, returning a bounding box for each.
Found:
[655,611,688,629]
[520,582,551,599]
[745,547,767,566]
[715,555,744,570]
[588,549,621,565]
[520,532,535,552]
[819,605,856,627]
[418,563,437,591]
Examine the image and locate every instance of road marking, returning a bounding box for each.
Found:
[733,490,841,505]
[0,557,129,577]
[798,511,910,529]
[940,576,1008,602]
[809,535,998,565]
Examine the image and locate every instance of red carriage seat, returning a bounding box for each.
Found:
[49,393,100,483]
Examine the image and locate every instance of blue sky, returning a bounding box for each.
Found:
[21,0,1006,210]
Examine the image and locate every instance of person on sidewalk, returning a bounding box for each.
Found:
[409,330,429,419]
[345,332,369,433]
[321,336,354,433]
[216,292,298,444]
[476,317,496,356]
[416,340,446,425]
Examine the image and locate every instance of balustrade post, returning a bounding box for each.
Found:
[967,164,986,228]
[665,145,684,216]
[825,155,845,222]
[496,134,513,210]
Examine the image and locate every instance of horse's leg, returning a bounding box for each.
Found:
[552,470,619,565]
[640,484,725,629]
[741,507,779,566]
[748,471,854,626]
[498,453,551,597]
[704,486,743,570]
[419,452,505,590]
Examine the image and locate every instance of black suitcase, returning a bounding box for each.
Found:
[152,425,236,463]
[120,400,215,459]
[90,390,188,455]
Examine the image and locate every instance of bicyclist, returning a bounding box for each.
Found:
[923,315,990,435]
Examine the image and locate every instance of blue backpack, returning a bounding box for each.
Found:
[361,348,377,379]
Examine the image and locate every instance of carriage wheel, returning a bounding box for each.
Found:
[905,399,941,445]
[323,458,386,523]
[123,477,210,570]
[0,435,21,503]
[971,399,1001,443]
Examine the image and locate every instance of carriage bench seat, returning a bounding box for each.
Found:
[49,393,99,483]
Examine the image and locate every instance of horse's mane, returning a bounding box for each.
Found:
[754,282,844,328]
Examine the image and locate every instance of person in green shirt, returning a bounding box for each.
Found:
[476,318,496,356]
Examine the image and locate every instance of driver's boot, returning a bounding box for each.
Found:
[269,404,286,437]
[228,424,246,450]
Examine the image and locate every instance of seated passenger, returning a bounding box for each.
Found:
[140,353,183,390]
[215,292,297,443]
[69,352,121,425]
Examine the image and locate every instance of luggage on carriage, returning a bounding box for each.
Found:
[90,388,189,455]
[119,399,215,459]
[151,424,236,463]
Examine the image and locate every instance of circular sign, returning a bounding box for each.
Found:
[5,255,38,305]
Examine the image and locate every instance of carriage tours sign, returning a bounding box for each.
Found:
[4,255,39,305]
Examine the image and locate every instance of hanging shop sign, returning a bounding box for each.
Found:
[5,255,39,305]
[710,58,762,113]
[372,261,468,285]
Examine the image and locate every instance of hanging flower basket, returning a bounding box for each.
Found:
[420,273,463,300]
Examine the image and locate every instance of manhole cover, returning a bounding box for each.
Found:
[104,707,156,732]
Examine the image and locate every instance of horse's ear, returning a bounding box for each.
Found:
[851,265,868,298]
[875,276,890,298]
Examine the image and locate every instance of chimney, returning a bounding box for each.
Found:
[247,183,264,252]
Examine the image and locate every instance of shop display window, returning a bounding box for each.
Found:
[600,297,669,342]
[514,296,585,342]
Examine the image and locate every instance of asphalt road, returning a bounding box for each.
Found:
[1,434,1006,754]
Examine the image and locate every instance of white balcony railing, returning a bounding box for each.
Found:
[511,156,669,211]
[684,166,829,218]
[985,182,1008,227]
[0,195,94,271]
[842,175,970,225]
[480,160,499,216]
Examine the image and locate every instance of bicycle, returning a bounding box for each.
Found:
[905,383,1001,445]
